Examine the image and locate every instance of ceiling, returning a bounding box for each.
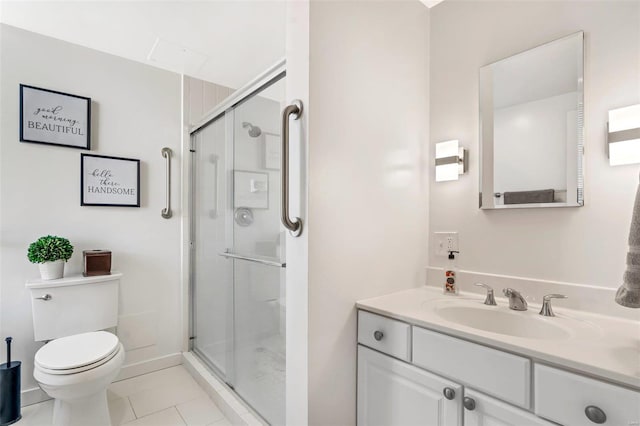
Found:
[0,0,444,89]
[0,1,287,90]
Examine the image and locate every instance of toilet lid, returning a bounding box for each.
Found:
[35,331,119,371]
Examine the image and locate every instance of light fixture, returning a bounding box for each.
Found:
[435,140,467,182]
[608,104,640,166]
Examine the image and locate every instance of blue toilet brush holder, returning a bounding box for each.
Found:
[0,337,21,425]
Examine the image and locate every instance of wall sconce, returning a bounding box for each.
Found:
[435,140,467,182]
[608,104,640,166]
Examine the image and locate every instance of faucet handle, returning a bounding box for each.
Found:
[474,283,497,306]
[539,294,568,317]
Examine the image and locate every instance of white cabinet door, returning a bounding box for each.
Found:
[464,389,554,426]
[357,345,462,426]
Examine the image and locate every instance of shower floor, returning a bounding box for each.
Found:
[237,337,285,425]
[198,334,285,425]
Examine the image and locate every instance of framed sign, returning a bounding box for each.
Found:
[81,154,140,207]
[20,84,91,149]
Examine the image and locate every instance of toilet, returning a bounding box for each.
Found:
[27,273,124,426]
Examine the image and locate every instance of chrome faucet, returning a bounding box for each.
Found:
[503,288,527,311]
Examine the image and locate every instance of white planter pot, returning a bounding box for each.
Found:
[39,260,64,280]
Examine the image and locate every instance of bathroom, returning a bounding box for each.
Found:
[0,1,638,425]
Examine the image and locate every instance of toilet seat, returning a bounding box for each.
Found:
[35,331,121,375]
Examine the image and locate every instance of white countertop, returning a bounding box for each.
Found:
[357,286,640,390]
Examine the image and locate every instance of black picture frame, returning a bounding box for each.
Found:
[81,153,140,207]
[20,84,91,150]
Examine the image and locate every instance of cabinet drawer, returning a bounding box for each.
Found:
[412,327,530,408]
[357,310,411,361]
[535,364,640,426]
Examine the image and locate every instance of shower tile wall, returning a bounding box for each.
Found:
[186,76,234,126]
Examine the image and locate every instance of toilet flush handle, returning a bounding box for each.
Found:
[35,294,52,301]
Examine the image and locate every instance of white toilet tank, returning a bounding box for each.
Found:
[27,273,122,341]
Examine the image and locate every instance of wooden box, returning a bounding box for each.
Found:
[83,250,111,277]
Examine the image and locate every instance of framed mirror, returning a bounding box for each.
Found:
[479,32,584,209]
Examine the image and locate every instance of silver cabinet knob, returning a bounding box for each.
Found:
[443,387,455,400]
[463,397,476,411]
[585,405,607,424]
[373,331,384,341]
[35,294,52,301]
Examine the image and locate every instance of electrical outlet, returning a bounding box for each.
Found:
[434,232,459,256]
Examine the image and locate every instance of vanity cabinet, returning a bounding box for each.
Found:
[357,309,640,426]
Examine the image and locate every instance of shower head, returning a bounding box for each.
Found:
[242,122,262,138]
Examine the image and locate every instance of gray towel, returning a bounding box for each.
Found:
[616,184,640,308]
[504,189,554,204]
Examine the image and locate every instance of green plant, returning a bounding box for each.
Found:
[27,235,74,264]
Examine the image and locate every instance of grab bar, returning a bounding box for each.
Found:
[161,147,172,219]
[218,251,285,268]
[281,100,303,237]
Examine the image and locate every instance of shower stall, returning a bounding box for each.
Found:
[189,64,292,425]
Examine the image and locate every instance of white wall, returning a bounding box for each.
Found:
[307,2,430,424]
[429,1,640,287]
[0,25,182,397]
[284,2,310,423]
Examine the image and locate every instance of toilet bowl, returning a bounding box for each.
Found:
[33,331,125,426]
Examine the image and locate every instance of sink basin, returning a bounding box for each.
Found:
[434,303,572,340]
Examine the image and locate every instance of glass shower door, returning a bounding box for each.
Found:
[192,115,232,379]
[191,76,286,425]
[230,81,286,425]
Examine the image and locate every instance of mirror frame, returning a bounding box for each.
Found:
[479,31,584,210]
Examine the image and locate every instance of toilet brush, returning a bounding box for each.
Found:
[0,337,21,425]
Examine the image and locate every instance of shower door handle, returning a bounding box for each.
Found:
[281,100,303,237]
[161,147,172,219]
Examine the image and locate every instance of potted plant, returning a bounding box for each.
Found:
[27,235,74,280]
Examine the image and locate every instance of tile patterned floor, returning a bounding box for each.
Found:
[17,366,231,426]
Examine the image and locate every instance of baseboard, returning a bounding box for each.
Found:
[426,266,640,321]
[114,352,183,382]
[182,352,266,426]
[21,386,50,407]
[21,352,183,407]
